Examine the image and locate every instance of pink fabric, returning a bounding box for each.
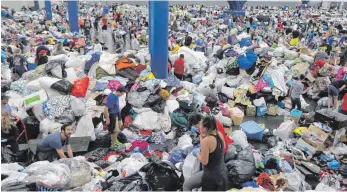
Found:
[254,79,269,92]
[108,80,121,91]
[128,140,149,153]
[131,80,141,91]
[218,102,230,116]
[336,67,344,80]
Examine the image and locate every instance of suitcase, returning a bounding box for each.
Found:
[314,109,347,130]
[246,105,256,116]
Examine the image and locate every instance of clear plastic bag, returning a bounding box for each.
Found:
[177,135,193,150]
[56,158,92,189]
[24,161,71,189]
[285,171,312,191]
[82,176,104,192]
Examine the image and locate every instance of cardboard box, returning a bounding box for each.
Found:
[302,137,326,152]
[295,138,317,156]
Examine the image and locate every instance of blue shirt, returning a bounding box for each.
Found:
[106,93,120,117]
[38,132,70,151]
[1,104,11,114]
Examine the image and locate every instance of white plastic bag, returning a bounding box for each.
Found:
[221,86,235,99]
[177,135,193,150]
[253,97,266,107]
[23,90,48,109]
[48,54,68,62]
[24,161,71,189]
[72,114,96,141]
[166,100,180,113]
[273,121,296,141]
[65,57,85,68]
[40,118,62,137]
[231,130,249,149]
[183,153,201,179]
[27,79,42,91]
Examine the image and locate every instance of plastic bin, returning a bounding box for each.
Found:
[240,121,264,140]
[28,63,37,71]
[291,109,303,118]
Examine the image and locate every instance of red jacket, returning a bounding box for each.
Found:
[174,58,184,75]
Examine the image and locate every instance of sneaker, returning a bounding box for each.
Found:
[114,140,123,146]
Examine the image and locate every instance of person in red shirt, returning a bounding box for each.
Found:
[340,93,347,115]
[174,54,185,80]
[189,113,232,153]
[101,16,108,30]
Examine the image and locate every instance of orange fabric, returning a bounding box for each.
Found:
[116,58,137,71]
[102,17,107,25]
[78,18,84,26]
[341,93,347,111]
[75,38,86,48]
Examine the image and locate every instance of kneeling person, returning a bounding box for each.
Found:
[37,124,73,162]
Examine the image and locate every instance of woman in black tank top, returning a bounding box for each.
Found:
[196,116,228,191]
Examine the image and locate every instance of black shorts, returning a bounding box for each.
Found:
[108,115,118,133]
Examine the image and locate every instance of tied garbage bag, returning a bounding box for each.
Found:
[50,79,73,95]
[225,144,242,162]
[183,153,201,179]
[24,161,71,189]
[106,173,151,191]
[273,121,296,141]
[57,158,92,189]
[225,146,256,185]
[72,77,89,97]
[140,161,181,191]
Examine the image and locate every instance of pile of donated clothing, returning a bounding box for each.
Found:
[1,3,347,192]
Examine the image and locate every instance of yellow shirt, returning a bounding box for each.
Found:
[290,38,299,46]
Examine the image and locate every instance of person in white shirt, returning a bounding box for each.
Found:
[131,34,140,51]
[93,38,103,52]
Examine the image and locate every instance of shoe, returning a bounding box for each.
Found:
[114,140,123,146]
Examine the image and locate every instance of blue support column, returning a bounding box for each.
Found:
[44,0,52,20]
[67,0,79,33]
[34,0,40,10]
[149,1,169,79]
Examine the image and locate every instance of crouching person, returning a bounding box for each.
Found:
[37,124,73,162]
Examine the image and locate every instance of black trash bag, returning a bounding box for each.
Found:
[84,148,110,162]
[107,173,151,191]
[225,144,242,162]
[88,134,111,151]
[339,164,347,177]
[226,67,240,76]
[140,161,181,191]
[117,132,128,144]
[44,60,67,79]
[50,79,73,95]
[1,146,14,163]
[184,36,192,46]
[205,95,218,108]
[151,99,166,113]
[94,160,112,169]
[178,100,196,113]
[225,146,256,185]
[218,92,229,103]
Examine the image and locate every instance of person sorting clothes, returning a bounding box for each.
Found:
[37,124,73,162]
[184,115,228,191]
[1,110,19,154]
[328,80,347,110]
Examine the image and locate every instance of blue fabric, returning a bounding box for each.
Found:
[241,181,259,188]
[106,92,120,115]
[225,49,237,57]
[92,81,107,91]
[328,160,340,170]
[328,36,334,46]
[278,101,285,109]
[168,149,184,164]
[1,104,12,114]
[240,37,252,48]
[1,51,6,62]
[84,52,101,74]
[308,33,314,42]
[262,74,274,88]
[237,50,257,70]
[38,132,70,150]
[228,35,232,45]
[257,106,267,117]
